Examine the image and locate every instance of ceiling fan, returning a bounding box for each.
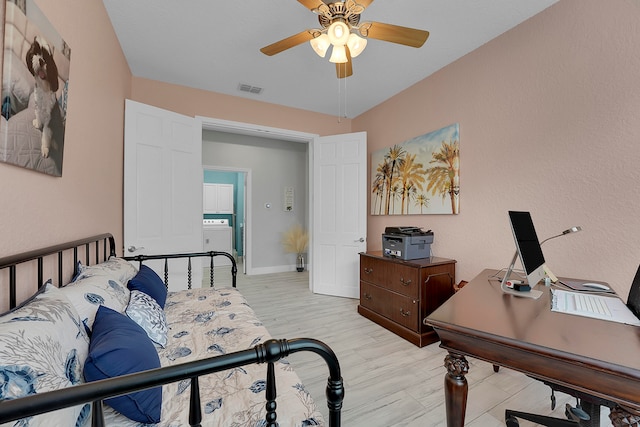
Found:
[260,0,429,79]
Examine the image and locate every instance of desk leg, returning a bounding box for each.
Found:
[609,406,640,427]
[444,352,469,427]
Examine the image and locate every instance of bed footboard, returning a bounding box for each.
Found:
[0,338,344,427]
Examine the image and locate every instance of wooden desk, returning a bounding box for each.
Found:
[424,269,640,427]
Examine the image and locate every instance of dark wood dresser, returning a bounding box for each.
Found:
[358,251,456,347]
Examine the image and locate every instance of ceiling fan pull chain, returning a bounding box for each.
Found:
[337,73,347,122]
[337,77,342,122]
[343,75,348,119]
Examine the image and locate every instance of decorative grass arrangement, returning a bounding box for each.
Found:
[282,224,309,254]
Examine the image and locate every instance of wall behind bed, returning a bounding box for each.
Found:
[0,0,131,257]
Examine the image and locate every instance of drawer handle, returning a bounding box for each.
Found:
[400,308,411,317]
[400,277,412,286]
[364,268,373,274]
[364,293,372,300]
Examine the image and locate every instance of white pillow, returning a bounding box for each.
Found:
[75,257,138,285]
[59,275,130,331]
[2,50,34,112]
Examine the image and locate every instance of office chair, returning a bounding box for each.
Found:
[626,264,640,319]
[505,384,608,427]
[504,265,640,427]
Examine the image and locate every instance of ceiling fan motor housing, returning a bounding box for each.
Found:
[318,1,363,29]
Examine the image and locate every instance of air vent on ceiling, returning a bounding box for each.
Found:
[238,83,263,95]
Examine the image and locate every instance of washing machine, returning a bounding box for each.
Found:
[203,219,233,266]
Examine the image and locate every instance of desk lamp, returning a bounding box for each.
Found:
[540,226,583,246]
[540,226,582,283]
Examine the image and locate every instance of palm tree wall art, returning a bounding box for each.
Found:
[371,123,460,215]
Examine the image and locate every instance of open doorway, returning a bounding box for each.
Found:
[202,129,309,276]
[202,167,249,274]
[199,116,366,298]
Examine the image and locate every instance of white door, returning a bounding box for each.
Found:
[312,132,367,298]
[124,100,203,290]
[242,173,248,274]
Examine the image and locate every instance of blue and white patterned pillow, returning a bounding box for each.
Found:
[75,257,138,285]
[126,290,168,348]
[0,283,91,427]
[59,275,131,331]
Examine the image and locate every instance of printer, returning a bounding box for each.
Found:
[382,226,434,260]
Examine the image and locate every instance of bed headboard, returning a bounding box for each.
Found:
[0,233,116,311]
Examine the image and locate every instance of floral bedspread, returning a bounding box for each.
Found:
[104,287,324,427]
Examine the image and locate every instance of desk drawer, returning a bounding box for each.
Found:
[360,282,419,331]
[360,258,420,299]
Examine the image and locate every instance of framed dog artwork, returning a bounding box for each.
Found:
[0,0,71,177]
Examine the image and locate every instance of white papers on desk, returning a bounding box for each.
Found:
[551,289,640,325]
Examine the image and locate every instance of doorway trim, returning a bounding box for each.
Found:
[197,116,317,285]
[198,117,317,144]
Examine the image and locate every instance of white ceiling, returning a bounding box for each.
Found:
[103,0,558,118]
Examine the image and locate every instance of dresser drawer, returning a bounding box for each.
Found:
[360,257,420,299]
[360,282,420,331]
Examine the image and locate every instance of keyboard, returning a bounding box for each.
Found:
[551,289,640,325]
[573,292,612,317]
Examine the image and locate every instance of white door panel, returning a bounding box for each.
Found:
[312,132,367,298]
[124,100,203,291]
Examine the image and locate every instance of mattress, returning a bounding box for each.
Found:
[103,287,324,426]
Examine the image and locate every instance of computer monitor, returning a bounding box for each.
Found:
[500,211,550,299]
[509,211,547,287]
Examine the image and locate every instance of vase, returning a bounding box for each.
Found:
[296,253,305,272]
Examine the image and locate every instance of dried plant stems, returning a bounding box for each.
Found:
[282,224,309,254]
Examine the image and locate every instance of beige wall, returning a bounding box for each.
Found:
[0,0,130,257]
[131,77,352,137]
[354,0,640,296]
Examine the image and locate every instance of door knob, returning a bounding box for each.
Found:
[127,245,145,253]
[354,237,365,243]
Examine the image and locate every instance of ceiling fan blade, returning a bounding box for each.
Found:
[260,30,316,56]
[360,21,429,48]
[356,0,374,9]
[298,0,326,11]
[336,47,353,79]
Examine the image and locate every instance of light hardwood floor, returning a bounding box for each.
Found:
[206,267,612,427]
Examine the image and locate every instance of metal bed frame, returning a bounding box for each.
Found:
[0,233,344,427]
[124,249,238,290]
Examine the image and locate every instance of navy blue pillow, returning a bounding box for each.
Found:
[83,306,162,423]
[128,265,167,308]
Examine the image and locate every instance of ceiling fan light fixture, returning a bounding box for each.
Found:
[310,33,331,57]
[329,44,348,63]
[260,1,429,79]
[346,33,367,58]
[327,21,350,46]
